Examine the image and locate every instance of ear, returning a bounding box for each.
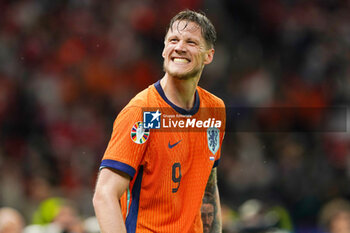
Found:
[162,40,167,58]
[204,48,215,65]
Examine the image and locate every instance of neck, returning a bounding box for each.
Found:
[160,74,200,110]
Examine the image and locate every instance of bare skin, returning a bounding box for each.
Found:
[204,168,222,233]
[161,20,214,110]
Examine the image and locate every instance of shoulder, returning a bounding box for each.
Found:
[197,86,225,108]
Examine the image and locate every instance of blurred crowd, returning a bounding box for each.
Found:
[1,0,350,232]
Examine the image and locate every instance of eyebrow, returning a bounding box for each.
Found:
[167,33,201,43]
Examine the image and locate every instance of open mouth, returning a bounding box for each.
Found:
[172,57,190,64]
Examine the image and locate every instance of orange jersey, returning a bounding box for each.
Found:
[100,80,226,233]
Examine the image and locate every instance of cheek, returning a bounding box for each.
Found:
[194,54,205,64]
[192,50,205,61]
[163,45,173,57]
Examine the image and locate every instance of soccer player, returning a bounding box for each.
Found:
[93,10,226,233]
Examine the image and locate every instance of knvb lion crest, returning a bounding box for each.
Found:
[207,127,220,155]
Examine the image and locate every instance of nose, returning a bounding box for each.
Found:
[202,215,209,224]
[174,40,186,54]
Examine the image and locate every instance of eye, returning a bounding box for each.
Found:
[169,38,178,43]
[187,40,197,45]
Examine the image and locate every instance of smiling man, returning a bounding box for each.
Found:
[93,10,226,233]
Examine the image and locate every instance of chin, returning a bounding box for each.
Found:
[172,73,193,80]
[164,67,201,80]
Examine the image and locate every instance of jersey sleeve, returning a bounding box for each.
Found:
[100,106,149,179]
[213,101,226,168]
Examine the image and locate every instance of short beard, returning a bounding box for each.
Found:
[203,224,211,233]
[163,62,202,80]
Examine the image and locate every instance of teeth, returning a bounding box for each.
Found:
[173,58,189,63]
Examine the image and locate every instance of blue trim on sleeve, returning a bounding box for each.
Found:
[125,166,144,233]
[100,159,136,179]
[213,159,220,168]
[154,80,200,116]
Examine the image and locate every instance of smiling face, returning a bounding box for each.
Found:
[162,20,214,80]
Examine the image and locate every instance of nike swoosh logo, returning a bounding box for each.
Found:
[168,140,182,149]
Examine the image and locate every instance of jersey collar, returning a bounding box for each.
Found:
[154,80,200,116]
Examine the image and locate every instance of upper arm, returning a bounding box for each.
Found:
[202,167,222,232]
[94,168,131,199]
[205,167,217,194]
[93,167,131,233]
[101,106,149,179]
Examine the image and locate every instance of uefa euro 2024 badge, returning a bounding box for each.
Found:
[131,121,150,144]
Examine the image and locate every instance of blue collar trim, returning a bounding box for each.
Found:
[154,80,200,116]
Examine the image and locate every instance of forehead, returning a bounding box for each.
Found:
[167,20,203,39]
[201,203,214,212]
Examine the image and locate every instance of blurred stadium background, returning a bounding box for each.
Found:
[1,0,350,232]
